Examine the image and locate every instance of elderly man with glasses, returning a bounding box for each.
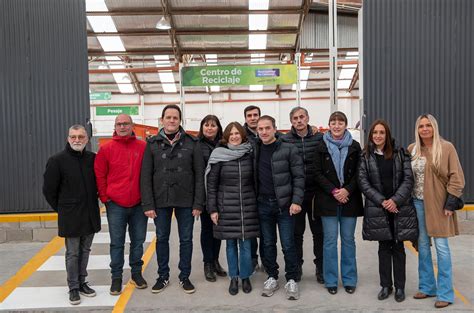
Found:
[43,124,101,305]
[94,114,148,295]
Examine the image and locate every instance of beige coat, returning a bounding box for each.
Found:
[408,140,465,237]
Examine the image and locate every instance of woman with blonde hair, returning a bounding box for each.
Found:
[408,114,465,309]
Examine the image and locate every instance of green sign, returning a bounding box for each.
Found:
[90,92,112,100]
[96,106,139,116]
[181,64,297,87]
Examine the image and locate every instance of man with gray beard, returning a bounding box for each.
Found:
[43,125,101,305]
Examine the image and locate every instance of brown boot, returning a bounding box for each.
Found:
[413,292,435,299]
[434,301,451,308]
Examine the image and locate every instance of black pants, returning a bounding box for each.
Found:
[294,194,323,273]
[200,209,222,263]
[378,240,406,289]
[65,233,94,290]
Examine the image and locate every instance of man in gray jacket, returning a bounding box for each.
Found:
[141,104,205,295]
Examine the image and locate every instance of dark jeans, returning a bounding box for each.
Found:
[154,207,194,281]
[258,196,299,282]
[106,201,148,279]
[379,240,406,289]
[294,193,323,273]
[65,233,94,290]
[200,208,222,263]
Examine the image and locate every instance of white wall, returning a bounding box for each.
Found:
[90,90,360,138]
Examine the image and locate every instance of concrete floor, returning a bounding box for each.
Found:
[0,217,473,312]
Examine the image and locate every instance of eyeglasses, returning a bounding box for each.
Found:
[115,122,132,127]
[69,135,86,140]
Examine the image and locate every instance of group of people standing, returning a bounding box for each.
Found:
[43,104,464,309]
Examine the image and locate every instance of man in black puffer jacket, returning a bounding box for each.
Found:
[43,125,101,305]
[281,106,325,283]
[255,115,305,301]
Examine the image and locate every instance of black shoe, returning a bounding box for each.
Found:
[327,287,337,295]
[214,260,227,277]
[229,277,239,295]
[242,278,252,293]
[378,287,393,300]
[110,278,122,295]
[204,262,217,282]
[344,286,356,294]
[69,289,81,305]
[151,277,169,294]
[180,278,196,294]
[79,282,96,297]
[316,271,325,284]
[131,273,148,289]
[395,288,405,302]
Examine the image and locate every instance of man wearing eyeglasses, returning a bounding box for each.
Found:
[94,114,148,295]
[43,125,101,305]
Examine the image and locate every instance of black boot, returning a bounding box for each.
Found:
[229,278,239,295]
[395,288,405,302]
[214,260,227,277]
[204,263,216,282]
[242,278,252,293]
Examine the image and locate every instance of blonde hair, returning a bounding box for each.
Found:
[413,114,442,170]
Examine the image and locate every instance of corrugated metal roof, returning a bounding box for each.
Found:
[173,15,248,29]
[300,12,358,49]
[121,35,173,49]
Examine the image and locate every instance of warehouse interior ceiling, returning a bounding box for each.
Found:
[87,0,362,95]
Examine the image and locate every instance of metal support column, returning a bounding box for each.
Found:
[140,94,145,124]
[296,52,301,107]
[179,62,186,127]
[328,0,338,112]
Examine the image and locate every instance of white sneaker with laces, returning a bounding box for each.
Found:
[261,277,279,297]
[285,279,299,300]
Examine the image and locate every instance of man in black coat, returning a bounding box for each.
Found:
[281,107,325,283]
[255,115,305,300]
[141,104,205,294]
[43,125,101,305]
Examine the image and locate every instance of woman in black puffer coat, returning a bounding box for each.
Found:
[206,122,259,296]
[358,119,418,303]
[198,115,227,282]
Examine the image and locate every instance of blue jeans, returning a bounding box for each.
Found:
[414,199,454,303]
[258,197,299,282]
[321,207,358,288]
[154,207,194,281]
[226,239,252,279]
[106,201,148,279]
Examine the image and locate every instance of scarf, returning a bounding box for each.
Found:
[323,130,353,185]
[160,128,182,146]
[204,141,253,192]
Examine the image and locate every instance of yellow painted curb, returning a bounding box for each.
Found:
[0,213,58,223]
[460,205,474,211]
[112,237,157,313]
[0,236,65,302]
[404,242,472,307]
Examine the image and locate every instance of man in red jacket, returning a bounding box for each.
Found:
[94,114,148,295]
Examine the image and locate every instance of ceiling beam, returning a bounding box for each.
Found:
[86,8,303,16]
[87,28,299,37]
[295,0,311,51]
[88,48,296,57]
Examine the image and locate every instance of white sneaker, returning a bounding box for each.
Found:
[285,279,299,300]
[262,277,279,297]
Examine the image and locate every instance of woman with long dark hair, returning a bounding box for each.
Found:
[198,115,226,282]
[409,114,465,309]
[206,122,259,295]
[358,120,417,302]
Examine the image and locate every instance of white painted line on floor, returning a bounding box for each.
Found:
[0,286,121,310]
[101,216,154,225]
[92,232,155,244]
[38,255,131,271]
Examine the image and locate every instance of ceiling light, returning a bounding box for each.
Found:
[156,16,171,30]
[249,34,267,50]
